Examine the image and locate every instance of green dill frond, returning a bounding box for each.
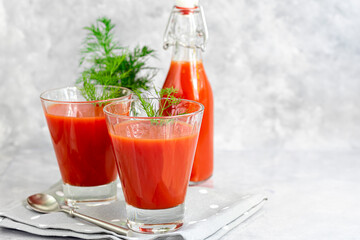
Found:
[134,88,181,119]
[78,17,157,100]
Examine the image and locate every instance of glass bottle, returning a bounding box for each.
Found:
[162,0,213,184]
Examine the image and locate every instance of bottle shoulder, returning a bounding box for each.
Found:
[163,60,213,103]
[164,60,211,84]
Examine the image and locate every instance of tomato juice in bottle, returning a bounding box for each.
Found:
[162,1,213,183]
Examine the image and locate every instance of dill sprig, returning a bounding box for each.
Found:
[77,17,156,100]
[134,87,182,118]
[79,78,125,103]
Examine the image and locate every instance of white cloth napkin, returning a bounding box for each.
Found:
[0,182,266,240]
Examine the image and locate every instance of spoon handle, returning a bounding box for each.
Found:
[61,208,128,236]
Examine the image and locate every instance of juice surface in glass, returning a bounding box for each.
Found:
[163,60,213,182]
[110,120,199,209]
[45,103,117,187]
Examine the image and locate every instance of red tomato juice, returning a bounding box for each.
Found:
[44,104,117,187]
[163,61,214,182]
[110,121,199,209]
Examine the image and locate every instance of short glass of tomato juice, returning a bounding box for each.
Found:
[104,98,204,233]
[40,86,132,204]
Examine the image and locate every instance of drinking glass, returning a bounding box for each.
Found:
[40,86,132,204]
[104,98,204,233]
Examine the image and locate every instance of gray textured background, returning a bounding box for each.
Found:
[1,0,360,152]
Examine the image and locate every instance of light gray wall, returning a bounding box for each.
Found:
[1,0,360,151]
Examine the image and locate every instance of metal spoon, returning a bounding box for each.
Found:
[27,193,128,236]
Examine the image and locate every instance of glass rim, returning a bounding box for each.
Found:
[103,97,204,120]
[40,85,133,104]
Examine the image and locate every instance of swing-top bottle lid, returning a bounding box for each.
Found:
[175,0,199,8]
[164,0,208,51]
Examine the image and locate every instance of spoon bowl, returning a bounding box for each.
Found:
[27,193,61,213]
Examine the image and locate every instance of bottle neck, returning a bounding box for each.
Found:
[171,43,203,62]
[163,6,208,52]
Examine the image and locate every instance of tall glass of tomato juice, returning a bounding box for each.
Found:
[40,86,132,204]
[104,98,204,234]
